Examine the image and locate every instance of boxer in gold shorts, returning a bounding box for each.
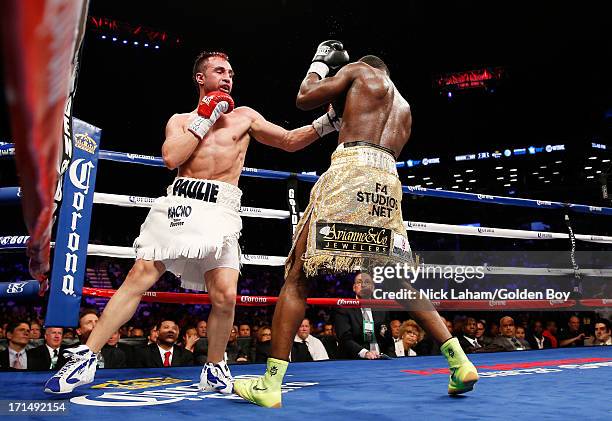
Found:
[235,41,479,407]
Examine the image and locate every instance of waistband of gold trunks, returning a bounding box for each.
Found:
[331,141,398,175]
[166,177,242,211]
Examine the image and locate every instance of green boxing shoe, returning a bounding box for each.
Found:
[441,337,479,395]
[234,358,287,408]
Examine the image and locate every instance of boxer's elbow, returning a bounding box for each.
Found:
[162,149,178,170]
[295,94,309,111]
[296,90,317,111]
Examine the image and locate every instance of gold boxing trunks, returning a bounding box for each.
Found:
[286,142,413,278]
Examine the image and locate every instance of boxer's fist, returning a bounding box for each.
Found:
[189,91,235,140]
[307,40,349,79]
[312,105,342,138]
[197,91,235,118]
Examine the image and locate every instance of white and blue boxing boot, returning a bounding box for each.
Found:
[44,345,97,394]
[198,360,234,394]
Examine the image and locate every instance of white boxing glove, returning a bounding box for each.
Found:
[312,106,342,138]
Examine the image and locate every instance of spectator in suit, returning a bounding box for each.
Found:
[318,323,338,359]
[238,323,251,338]
[56,309,127,369]
[147,325,158,345]
[390,320,422,357]
[131,327,144,338]
[321,323,335,337]
[28,327,63,371]
[475,320,492,346]
[0,321,30,370]
[254,326,272,363]
[181,326,199,353]
[559,316,588,347]
[135,320,194,368]
[62,329,75,340]
[334,273,390,359]
[29,321,42,340]
[291,318,328,362]
[543,320,558,348]
[388,319,403,356]
[458,317,483,353]
[100,330,127,369]
[440,317,454,336]
[225,325,249,363]
[587,319,611,346]
[526,320,552,350]
[492,316,530,351]
[515,326,526,341]
[196,320,207,338]
[488,321,499,338]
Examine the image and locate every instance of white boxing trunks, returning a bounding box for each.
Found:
[133,177,242,290]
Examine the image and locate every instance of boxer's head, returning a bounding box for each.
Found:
[359,55,389,76]
[193,51,234,95]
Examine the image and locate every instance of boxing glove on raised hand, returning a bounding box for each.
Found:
[312,105,342,138]
[307,40,349,79]
[188,91,235,140]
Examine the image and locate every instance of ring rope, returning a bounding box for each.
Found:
[81,287,611,309]
[2,238,610,277]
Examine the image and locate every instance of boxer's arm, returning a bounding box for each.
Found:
[296,63,362,111]
[245,108,320,152]
[161,114,200,170]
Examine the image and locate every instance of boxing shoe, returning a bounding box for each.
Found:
[199,360,234,394]
[44,345,97,394]
[233,358,287,408]
[441,337,479,395]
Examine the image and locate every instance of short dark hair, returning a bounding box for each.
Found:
[359,55,389,75]
[6,321,29,334]
[79,308,98,325]
[192,51,230,86]
[156,319,178,331]
[595,319,611,332]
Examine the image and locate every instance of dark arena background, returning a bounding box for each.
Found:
[0,1,610,419]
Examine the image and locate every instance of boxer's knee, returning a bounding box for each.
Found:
[123,259,163,293]
[209,287,236,312]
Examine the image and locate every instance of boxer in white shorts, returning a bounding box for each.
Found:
[45,50,337,395]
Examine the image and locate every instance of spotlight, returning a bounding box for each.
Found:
[101,35,106,39]
[112,37,117,42]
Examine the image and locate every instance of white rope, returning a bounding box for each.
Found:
[93,191,612,244]
[86,244,286,266]
[404,221,612,244]
[84,244,610,276]
[93,193,289,219]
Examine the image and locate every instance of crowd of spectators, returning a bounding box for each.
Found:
[0,271,610,371]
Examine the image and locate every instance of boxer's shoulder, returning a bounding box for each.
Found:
[166,112,195,129]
